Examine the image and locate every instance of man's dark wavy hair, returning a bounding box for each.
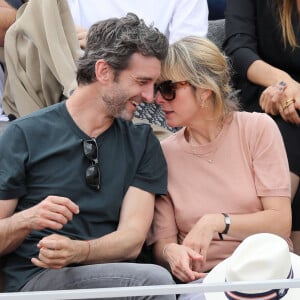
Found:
[76,13,169,85]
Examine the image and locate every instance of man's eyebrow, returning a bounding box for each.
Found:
[131,75,153,81]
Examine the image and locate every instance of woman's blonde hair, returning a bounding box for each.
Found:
[277,0,299,48]
[160,36,239,118]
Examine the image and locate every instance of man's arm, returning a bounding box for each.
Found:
[0,196,80,255]
[0,198,27,255]
[32,186,155,268]
[89,186,155,261]
[0,0,17,46]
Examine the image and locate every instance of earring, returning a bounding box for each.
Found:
[200,97,208,108]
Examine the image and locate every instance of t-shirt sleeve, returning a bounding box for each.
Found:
[131,129,167,196]
[147,194,178,245]
[224,0,261,77]
[0,123,28,199]
[249,113,290,197]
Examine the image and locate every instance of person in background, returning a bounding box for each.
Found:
[68,0,208,48]
[223,0,300,255]
[207,0,226,20]
[0,13,176,299]
[0,0,20,121]
[0,0,19,45]
[148,36,292,299]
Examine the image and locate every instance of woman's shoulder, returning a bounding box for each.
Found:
[234,111,275,125]
[233,111,279,138]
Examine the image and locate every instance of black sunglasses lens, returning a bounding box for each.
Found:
[83,139,100,190]
[159,81,175,101]
[86,165,100,190]
[154,83,159,96]
[83,140,98,161]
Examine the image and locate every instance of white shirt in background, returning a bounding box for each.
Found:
[67,0,208,43]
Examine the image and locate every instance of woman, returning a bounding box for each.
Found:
[148,36,292,288]
[223,0,300,254]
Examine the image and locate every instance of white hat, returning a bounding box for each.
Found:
[204,233,300,299]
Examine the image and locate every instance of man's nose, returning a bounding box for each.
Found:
[142,85,157,104]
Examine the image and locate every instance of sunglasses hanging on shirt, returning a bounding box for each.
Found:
[82,138,101,191]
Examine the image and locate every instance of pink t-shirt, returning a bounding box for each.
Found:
[150,111,291,272]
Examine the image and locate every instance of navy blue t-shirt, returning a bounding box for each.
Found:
[0,101,167,292]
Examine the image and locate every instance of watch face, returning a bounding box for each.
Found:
[225,215,231,225]
[222,213,230,234]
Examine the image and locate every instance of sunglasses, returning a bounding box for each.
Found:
[154,80,190,101]
[82,138,101,191]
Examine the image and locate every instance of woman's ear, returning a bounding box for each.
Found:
[196,88,213,107]
[201,88,213,100]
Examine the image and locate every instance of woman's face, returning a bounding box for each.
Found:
[155,80,205,128]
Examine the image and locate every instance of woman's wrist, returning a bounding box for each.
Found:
[218,213,231,240]
[162,243,176,260]
[200,214,225,234]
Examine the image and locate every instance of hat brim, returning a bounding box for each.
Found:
[203,253,300,300]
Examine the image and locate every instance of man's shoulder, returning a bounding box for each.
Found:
[11,102,64,129]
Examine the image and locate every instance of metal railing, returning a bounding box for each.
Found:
[1,279,300,299]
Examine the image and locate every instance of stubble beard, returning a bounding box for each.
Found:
[102,86,134,121]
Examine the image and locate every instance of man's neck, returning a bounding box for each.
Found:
[66,86,114,138]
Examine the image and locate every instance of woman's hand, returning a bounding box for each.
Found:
[259,81,286,115]
[163,243,205,282]
[260,79,300,124]
[182,214,220,272]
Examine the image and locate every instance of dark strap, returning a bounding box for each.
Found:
[225,268,293,300]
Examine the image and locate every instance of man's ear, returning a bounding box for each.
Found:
[95,59,113,83]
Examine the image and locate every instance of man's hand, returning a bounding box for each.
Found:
[31,234,88,269]
[22,196,79,231]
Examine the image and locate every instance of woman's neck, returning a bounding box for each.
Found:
[187,118,224,145]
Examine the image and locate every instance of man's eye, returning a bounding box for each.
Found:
[137,81,147,85]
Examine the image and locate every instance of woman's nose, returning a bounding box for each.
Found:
[154,91,165,106]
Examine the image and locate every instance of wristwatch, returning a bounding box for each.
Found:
[218,213,231,240]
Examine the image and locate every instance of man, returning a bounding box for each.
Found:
[0,13,175,298]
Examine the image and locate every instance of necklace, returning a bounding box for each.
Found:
[188,124,223,164]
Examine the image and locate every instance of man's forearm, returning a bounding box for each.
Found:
[83,229,146,264]
[0,212,31,255]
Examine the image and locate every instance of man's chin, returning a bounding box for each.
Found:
[116,110,135,121]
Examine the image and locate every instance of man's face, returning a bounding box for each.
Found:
[102,52,161,121]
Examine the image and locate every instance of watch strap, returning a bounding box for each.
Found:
[218,213,231,240]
